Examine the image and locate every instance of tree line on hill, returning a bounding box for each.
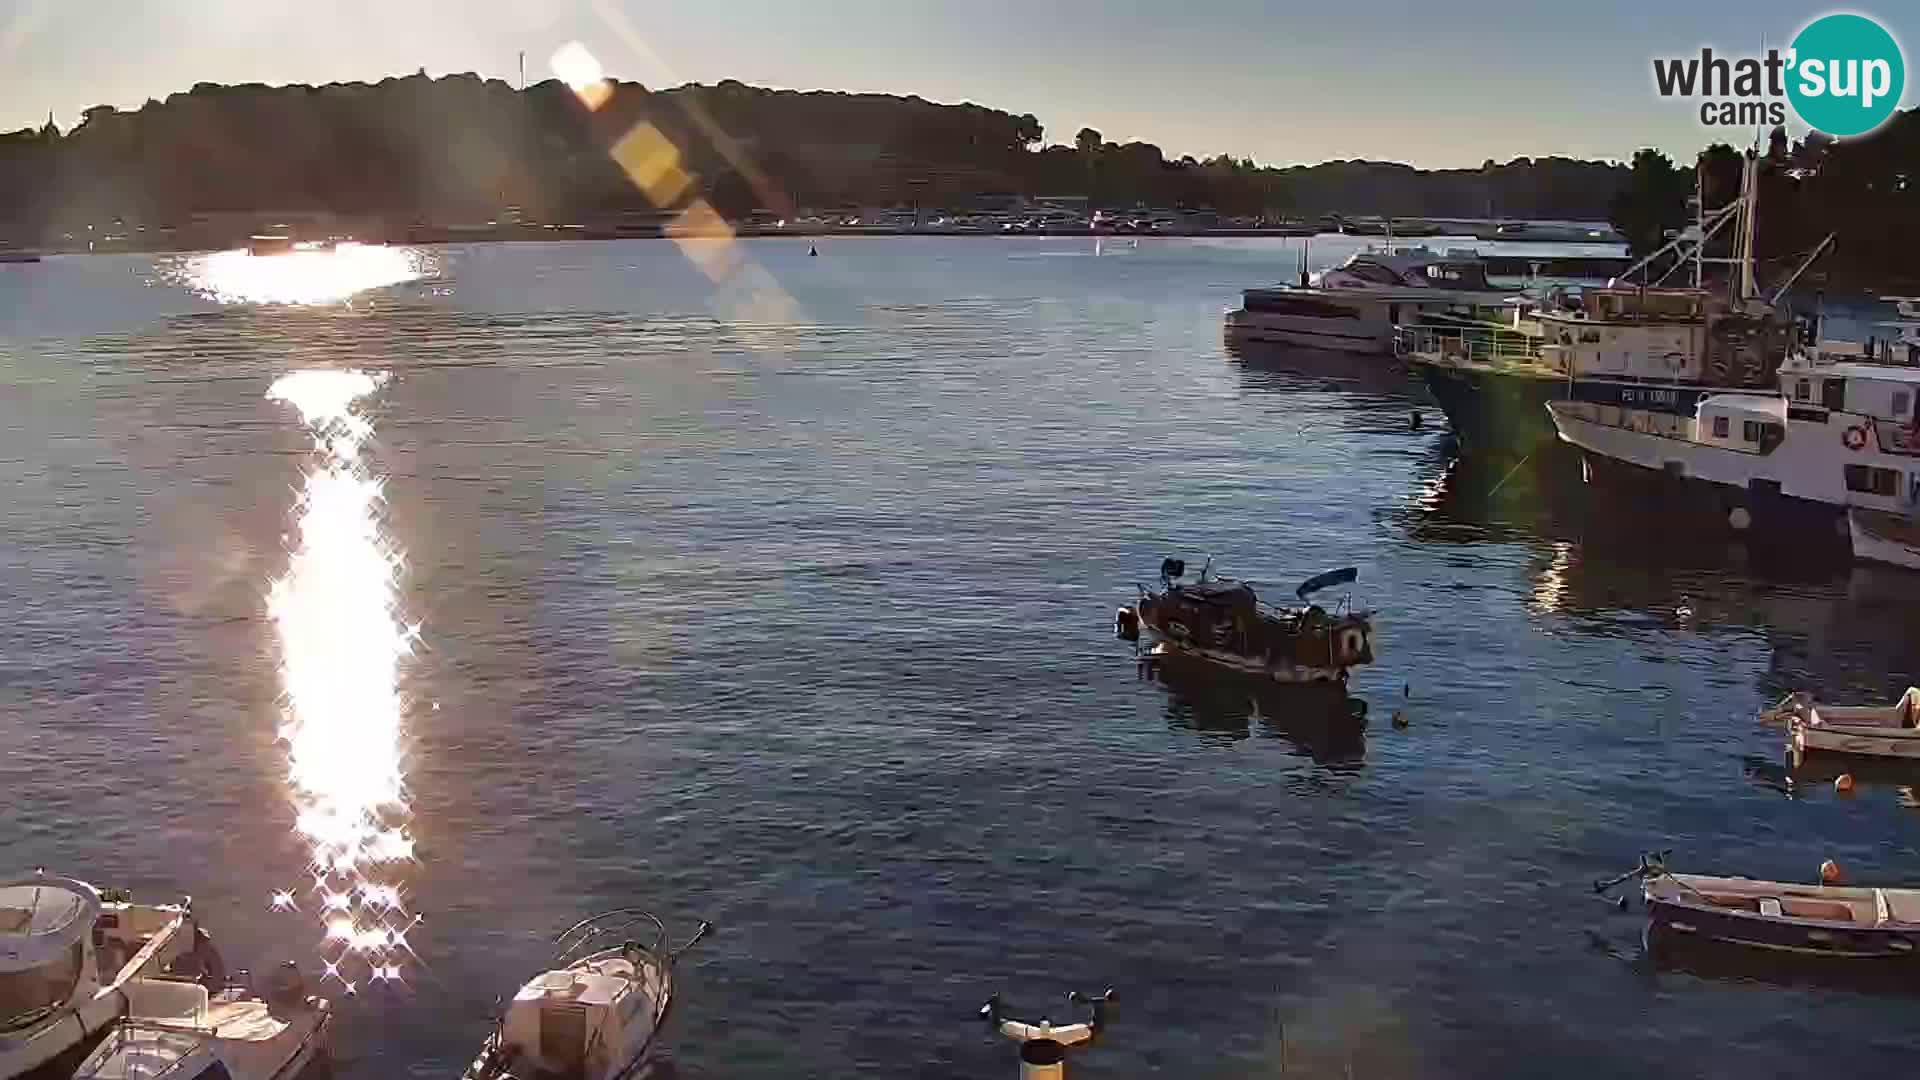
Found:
[0,72,1911,284]
[1606,108,1920,289]
[0,73,1631,239]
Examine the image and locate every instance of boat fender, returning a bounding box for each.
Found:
[1821,859,1843,884]
[1835,773,1855,795]
[1114,606,1140,642]
[1843,425,1868,451]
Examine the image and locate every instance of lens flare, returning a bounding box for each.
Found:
[267,368,420,985]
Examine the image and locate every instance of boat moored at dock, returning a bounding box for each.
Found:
[1226,247,1523,355]
[71,963,330,1080]
[1,873,227,1080]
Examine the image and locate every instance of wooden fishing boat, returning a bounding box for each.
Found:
[1600,853,1920,967]
[1760,688,1920,765]
[1117,560,1374,684]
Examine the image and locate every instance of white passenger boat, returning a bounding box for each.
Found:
[71,963,330,1080]
[1762,688,1920,765]
[1,874,226,1080]
[463,910,709,1080]
[1226,247,1521,354]
[1547,350,1920,555]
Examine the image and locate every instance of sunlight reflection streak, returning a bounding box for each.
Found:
[268,368,419,985]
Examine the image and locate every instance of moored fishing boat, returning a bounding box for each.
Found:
[1761,688,1920,765]
[463,910,709,1080]
[1599,853,1920,966]
[1,873,227,1080]
[1116,560,1374,684]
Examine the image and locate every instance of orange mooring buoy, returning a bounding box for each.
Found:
[1835,773,1856,795]
[1821,859,1844,885]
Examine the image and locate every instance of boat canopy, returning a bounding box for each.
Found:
[0,877,100,1029]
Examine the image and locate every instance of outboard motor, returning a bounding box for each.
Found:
[1114,607,1140,642]
[1159,558,1185,583]
[266,960,308,1012]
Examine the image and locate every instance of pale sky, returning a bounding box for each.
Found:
[3,0,1915,168]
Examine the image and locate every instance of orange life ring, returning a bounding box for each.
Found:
[1843,425,1868,451]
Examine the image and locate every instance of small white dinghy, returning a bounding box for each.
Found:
[1,873,226,1080]
[463,910,709,1080]
[70,962,330,1080]
[1849,508,1920,572]
[1762,688,1920,765]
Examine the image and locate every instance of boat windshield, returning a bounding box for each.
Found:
[0,942,85,1031]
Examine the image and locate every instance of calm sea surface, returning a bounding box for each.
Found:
[2,237,1918,1078]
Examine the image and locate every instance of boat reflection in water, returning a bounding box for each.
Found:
[1225,335,1430,405]
[1146,651,1368,763]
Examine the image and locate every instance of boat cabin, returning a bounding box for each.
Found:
[497,951,663,1080]
[1694,394,1785,453]
[1314,248,1496,293]
[0,878,198,1030]
[1782,359,1920,432]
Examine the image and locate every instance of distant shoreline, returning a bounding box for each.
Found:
[10,224,1629,260]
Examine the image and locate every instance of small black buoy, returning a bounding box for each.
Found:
[808,243,818,257]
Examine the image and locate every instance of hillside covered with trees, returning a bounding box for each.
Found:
[0,73,1631,241]
[1605,107,1920,287]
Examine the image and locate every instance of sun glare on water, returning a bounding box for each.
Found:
[189,243,423,306]
[266,369,421,989]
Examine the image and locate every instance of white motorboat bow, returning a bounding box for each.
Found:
[1761,688,1920,765]
[1,873,226,1080]
[71,962,330,1080]
[463,910,710,1080]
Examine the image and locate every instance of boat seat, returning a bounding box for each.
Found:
[1757,898,1783,917]
[123,977,209,1024]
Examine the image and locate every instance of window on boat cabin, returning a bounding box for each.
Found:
[1845,464,1901,497]
[1244,294,1361,319]
[1823,378,1847,411]
[1742,420,1762,443]
[1895,390,1912,420]
[1794,378,1811,402]
[1346,262,1403,286]
[1711,415,1730,438]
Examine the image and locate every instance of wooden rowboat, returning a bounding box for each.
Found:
[1760,688,1920,765]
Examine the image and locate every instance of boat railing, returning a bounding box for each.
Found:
[552,909,670,966]
[1394,324,1548,365]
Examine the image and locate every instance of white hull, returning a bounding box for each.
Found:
[0,988,129,1078]
[1224,307,1393,354]
[1848,509,1920,571]
[1146,640,1348,684]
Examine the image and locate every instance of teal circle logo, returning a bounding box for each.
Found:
[1787,13,1905,136]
